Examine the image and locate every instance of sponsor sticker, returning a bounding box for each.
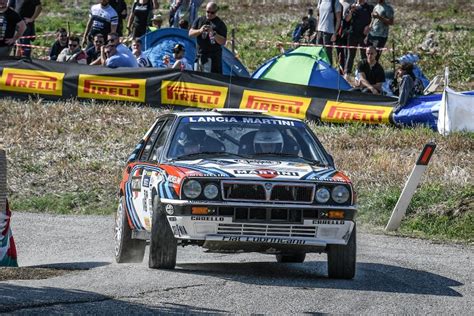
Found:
[239,90,311,119]
[190,216,225,221]
[221,236,306,244]
[78,75,146,102]
[161,80,228,108]
[234,169,299,179]
[313,219,345,225]
[186,116,296,126]
[321,101,392,124]
[0,68,64,96]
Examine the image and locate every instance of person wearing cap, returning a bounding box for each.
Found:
[163,43,192,70]
[189,1,227,74]
[127,0,156,38]
[148,13,163,32]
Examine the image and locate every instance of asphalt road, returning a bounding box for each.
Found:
[1,212,472,314]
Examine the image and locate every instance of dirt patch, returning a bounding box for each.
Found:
[0,267,73,281]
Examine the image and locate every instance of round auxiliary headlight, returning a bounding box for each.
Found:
[183,180,202,199]
[316,187,330,203]
[332,185,350,204]
[203,183,219,199]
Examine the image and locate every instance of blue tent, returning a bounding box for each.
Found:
[252,46,352,91]
[141,28,250,77]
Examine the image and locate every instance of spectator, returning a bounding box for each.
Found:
[14,0,42,58]
[367,0,394,61]
[109,0,127,37]
[293,16,315,43]
[189,1,227,74]
[105,32,139,67]
[0,0,26,57]
[354,46,384,94]
[316,0,342,66]
[57,36,88,64]
[178,18,189,29]
[335,0,354,72]
[127,0,154,38]
[82,0,118,48]
[86,33,104,65]
[148,13,163,32]
[104,43,137,68]
[392,63,424,111]
[163,43,192,70]
[169,0,191,28]
[307,8,317,33]
[131,38,151,67]
[343,0,373,76]
[48,27,68,61]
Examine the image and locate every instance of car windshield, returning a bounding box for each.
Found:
[166,115,329,165]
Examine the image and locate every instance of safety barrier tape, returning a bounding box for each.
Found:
[257,39,393,51]
[14,43,50,50]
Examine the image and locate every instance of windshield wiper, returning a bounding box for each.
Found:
[175,152,242,160]
[248,152,323,166]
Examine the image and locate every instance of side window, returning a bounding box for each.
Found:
[140,120,165,161]
[149,119,174,162]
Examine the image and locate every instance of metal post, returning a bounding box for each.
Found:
[231,29,235,55]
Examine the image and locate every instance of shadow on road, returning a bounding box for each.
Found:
[0,284,228,314]
[175,261,463,297]
[28,261,111,270]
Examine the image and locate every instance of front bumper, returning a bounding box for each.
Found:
[161,198,356,253]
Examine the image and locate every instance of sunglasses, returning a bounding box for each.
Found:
[206,10,216,14]
[95,40,104,44]
[69,43,78,47]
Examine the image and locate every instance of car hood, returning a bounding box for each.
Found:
[162,158,351,183]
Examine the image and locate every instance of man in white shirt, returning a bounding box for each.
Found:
[316,0,342,66]
[82,0,118,48]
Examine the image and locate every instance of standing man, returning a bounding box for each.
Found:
[316,0,342,66]
[82,0,118,48]
[367,0,394,61]
[14,0,42,58]
[109,0,127,37]
[343,0,373,77]
[189,1,227,74]
[0,0,26,57]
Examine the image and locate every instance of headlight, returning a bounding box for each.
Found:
[315,187,330,203]
[183,180,202,199]
[332,185,350,204]
[203,183,219,199]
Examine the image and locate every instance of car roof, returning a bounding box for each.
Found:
[170,110,304,123]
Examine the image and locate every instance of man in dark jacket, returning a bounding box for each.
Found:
[13,0,42,58]
[189,1,227,74]
[0,0,26,57]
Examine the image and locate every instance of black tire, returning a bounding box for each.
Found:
[327,225,356,279]
[149,195,177,269]
[276,253,306,263]
[114,197,146,263]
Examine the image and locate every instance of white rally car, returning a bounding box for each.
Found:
[115,110,357,279]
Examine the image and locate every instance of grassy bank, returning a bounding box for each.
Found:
[2,99,473,242]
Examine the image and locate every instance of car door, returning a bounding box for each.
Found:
[125,118,170,232]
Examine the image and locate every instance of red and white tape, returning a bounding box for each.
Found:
[14,43,50,51]
[257,39,393,51]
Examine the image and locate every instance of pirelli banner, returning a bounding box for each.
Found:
[0,58,398,124]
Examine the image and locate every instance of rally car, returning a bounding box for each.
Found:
[115,110,357,279]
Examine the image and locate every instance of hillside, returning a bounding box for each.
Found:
[1,0,473,242]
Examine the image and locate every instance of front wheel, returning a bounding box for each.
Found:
[276,253,306,263]
[149,195,177,269]
[327,225,356,279]
[114,197,146,263]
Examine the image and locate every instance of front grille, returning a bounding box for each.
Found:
[217,223,317,238]
[271,185,314,202]
[222,181,315,203]
[223,183,266,200]
[218,207,302,223]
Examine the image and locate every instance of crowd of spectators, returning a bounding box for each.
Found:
[1,0,419,108]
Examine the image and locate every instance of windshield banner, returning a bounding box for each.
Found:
[0,58,397,125]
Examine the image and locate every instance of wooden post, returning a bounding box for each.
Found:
[231,29,235,55]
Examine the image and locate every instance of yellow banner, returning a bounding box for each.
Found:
[161,80,228,109]
[78,75,146,102]
[321,101,392,124]
[239,90,311,119]
[0,68,64,96]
